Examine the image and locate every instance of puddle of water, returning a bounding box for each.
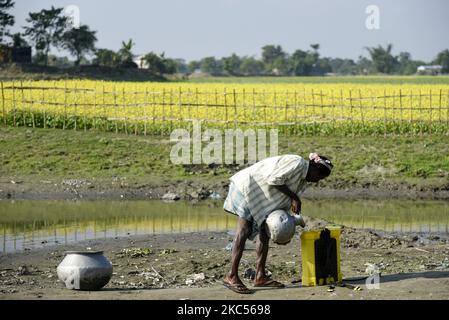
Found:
[306,199,449,234]
[0,200,234,253]
[0,199,448,253]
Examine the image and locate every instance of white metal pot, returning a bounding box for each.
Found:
[57,251,113,290]
[265,210,305,245]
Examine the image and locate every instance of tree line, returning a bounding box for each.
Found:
[1,1,448,76]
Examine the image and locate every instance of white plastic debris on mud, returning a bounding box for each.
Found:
[185,273,205,285]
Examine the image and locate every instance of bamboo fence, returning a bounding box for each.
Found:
[1,82,448,135]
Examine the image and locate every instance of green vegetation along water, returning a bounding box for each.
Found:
[2,127,449,195]
[1,199,448,253]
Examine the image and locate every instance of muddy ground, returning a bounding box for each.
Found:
[2,177,449,202]
[1,216,449,300]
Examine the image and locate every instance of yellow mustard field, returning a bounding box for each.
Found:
[1,80,449,134]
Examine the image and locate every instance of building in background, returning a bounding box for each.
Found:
[0,46,32,64]
[417,65,443,75]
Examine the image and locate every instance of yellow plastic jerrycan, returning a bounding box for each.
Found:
[300,225,342,286]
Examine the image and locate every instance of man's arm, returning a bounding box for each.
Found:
[273,185,301,213]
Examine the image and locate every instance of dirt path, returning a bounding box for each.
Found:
[3,272,449,300]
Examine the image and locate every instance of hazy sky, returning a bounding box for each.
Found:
[11,0,449,62]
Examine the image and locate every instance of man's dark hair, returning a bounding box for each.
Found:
[309,155,333,177]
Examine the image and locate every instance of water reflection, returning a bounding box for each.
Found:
[1,199,448,253]
[0,200,234,253]
[307,199,449,234]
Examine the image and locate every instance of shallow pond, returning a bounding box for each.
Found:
[1,199,448,253]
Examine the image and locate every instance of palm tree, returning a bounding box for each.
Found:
[366,44,398,74]
[310,44,320,51]
[118,38,135,64]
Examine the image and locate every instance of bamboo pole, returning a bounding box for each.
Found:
[294,90,298,128]
[114,86,118,134]
[320,90,324,121]
[340,89,344,126]
[12,81,16,127]
[177,87,182,124]
[393,89,397,137]
[252,88,256,128]
[102,85,107,132]
[123,88,127,134]
[20,81,26,127]
[224,88,228,129]
[273,90,277,128]
[30,86,35,128]
[429,89,432,134]
[144,87,149,135]
[303,87,307,136]
[152,86,155,127]
[93,85,97,131]
[195,88,199,122]
[63,81,67,130]
[242,88,246,124]
[383,89,387,137]
[419,90,423,136]
[369,91,375,126]
[399,89,403,126]
[447,90,449,130]
[1,81,5,126]
[73,83,77,130]
[311,89,316,135]
[161,88,166,135]
[349,90,354,137]
[169,88,173,133]
[358,89,364,126]
[39,85,49,129]
[215,89,219,125]
[204,87,209,126]
[83,88,87,132]
[53,81,57,129]
[134,86,138,135]
[263,89,267,131]
[332,90,336,133]
[233,88,237,130]
[186,87,191,124]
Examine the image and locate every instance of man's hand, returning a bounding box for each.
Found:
[272,185,301,214]
[291,197,301,214]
